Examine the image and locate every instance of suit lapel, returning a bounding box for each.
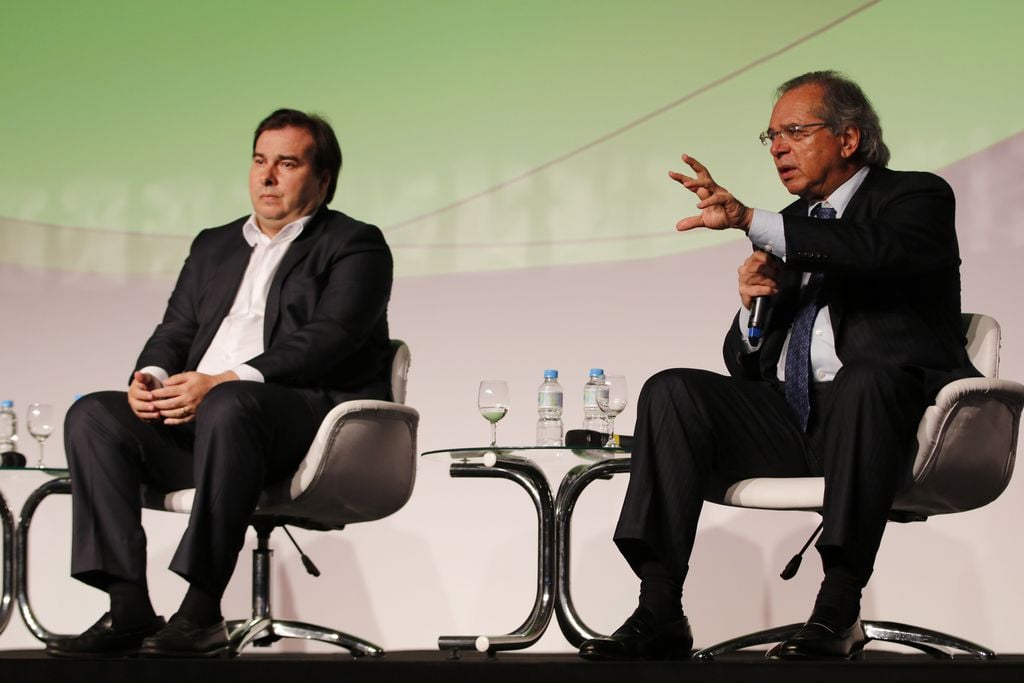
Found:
[187,226,252,368]
[263,209,325,347]
[820,166,880,338]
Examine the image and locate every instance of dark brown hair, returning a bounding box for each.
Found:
[253,109,343,204]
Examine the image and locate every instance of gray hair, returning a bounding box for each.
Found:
[777,70,890,168]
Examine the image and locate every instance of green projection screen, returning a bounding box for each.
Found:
[2,0,1022,277]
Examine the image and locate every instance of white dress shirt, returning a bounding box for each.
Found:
[737,166,870,382]
[139,214,311,386]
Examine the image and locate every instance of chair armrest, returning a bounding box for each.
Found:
[931,377,1024,413]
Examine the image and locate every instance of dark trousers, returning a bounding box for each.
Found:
[613,359,928,583]
[65,381,333,597]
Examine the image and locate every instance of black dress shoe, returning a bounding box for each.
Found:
[767,620,868,660]
[138,615,229,658]
[46,612,166,658]
[579,607,693,661]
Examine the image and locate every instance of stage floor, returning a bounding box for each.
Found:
[1,649,1023,683]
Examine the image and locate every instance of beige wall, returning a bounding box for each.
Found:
[0,132,1021,653]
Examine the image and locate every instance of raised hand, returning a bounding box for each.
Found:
[669,154,753,232]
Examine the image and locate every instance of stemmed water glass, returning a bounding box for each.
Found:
[27,403,55,467]
[478,380,509,448]
[596,375,628,448]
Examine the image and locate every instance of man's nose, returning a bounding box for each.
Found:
[770,135,789,157]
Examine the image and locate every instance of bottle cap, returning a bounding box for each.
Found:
[0,400,12,408]
[589,368,605,377]
[543,369,558,379]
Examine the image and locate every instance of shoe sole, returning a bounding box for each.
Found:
[579,644,693,662]
[767,646,867,660]
[45,647,140,659]
[138,644,230,659]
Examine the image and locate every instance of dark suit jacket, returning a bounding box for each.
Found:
[724,167,978,397]
[135,206,393,403]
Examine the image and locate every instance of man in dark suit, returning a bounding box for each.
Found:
[579,71,976,661]
[48,109,392,658]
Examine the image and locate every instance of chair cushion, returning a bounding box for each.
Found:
[142,400,420,530]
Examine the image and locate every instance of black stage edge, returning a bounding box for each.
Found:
[1,650,1024,683]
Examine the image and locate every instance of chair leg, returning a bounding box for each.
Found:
[229,524,384,657]
[863,620,995,659]
[694,620,996,660]
[693,623,803,661]
[265,620,384,657]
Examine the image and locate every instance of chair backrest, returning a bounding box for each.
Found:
[254,339,419,528]
[963,313,1000,378]
[896,313,1021,517]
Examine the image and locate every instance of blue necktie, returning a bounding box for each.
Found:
[784,204,836,430]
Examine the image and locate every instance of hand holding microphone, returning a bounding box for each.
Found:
[739,250,782,341]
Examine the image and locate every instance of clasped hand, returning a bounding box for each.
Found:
[669,154,753,232]
[128,370,236,424]
[738,251,782,310]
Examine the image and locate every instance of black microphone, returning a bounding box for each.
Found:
[746,247,777,341]
[747,295,769,342]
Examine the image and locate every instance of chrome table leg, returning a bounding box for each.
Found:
[553,457,630,647]
[0,488,14,636]
[16,477,71,642]
[437,455,554,655]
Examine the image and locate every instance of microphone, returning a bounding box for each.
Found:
[746,246,776,341]
[747,296,769,342]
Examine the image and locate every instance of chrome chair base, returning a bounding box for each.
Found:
[694,620,996,660]
[232,521,384,658]
[228,616,383,657]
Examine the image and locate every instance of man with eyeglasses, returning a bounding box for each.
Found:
[579,71,976,661]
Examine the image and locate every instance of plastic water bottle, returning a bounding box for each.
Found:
[0,400,17,453]
[536,369,564,446]
[583,369,609,434]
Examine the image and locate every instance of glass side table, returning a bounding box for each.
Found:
[0,466,69,640]
[421,446,629,655]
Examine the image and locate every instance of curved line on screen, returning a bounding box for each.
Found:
[382,0,881,236]
[389,230,682,250]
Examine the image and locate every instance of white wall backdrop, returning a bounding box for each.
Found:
[0,130,1021,653]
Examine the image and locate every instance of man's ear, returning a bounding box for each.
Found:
[839,125,861,159]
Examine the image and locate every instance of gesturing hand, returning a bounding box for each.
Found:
[669,154,754,232]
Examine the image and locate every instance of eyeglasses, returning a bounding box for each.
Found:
[759,122,829,146]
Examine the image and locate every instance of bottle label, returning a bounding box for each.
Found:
[539,393,563,409]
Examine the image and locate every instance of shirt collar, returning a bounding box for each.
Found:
[808,165,870,218]
[242,214,313,247]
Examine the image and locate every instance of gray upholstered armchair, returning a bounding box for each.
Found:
[142,340,419,657]
[696,314,1023,659]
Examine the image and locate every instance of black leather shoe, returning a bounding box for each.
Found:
[579,607,693,661]
[767,620,868,660]
[46,612,165,658]
[138,615,229,658]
